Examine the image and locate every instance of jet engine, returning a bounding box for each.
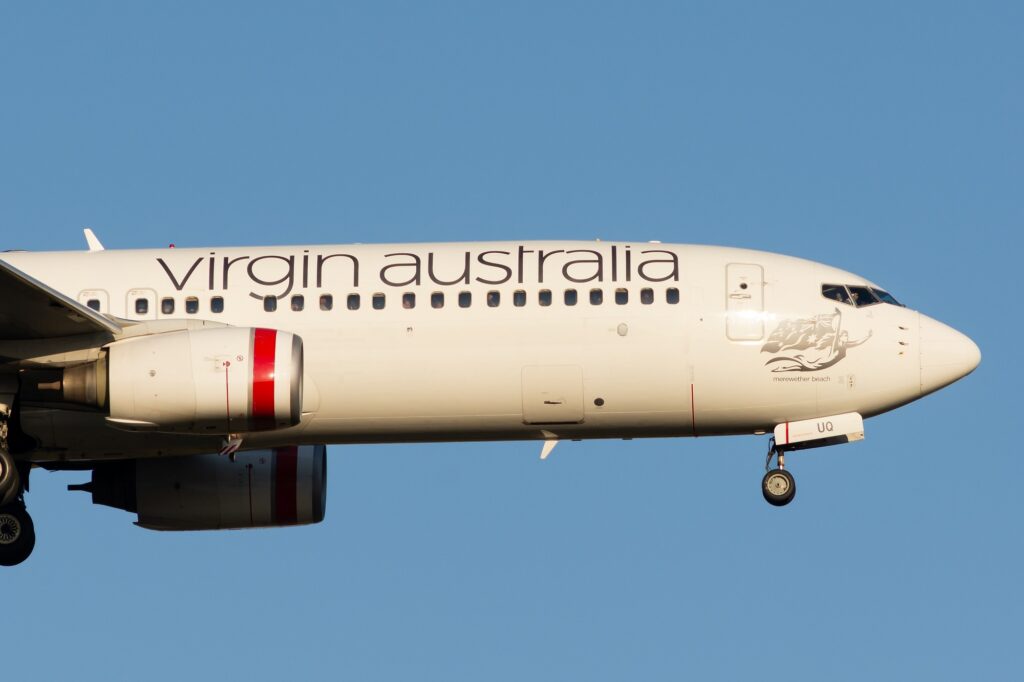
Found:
[72,445,327,530]
[58,327,302,433]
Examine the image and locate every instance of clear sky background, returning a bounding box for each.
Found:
[1,2,1019,680]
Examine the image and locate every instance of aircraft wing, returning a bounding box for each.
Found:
[0,259,122,340]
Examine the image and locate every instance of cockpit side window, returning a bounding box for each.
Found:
[847,285,880,308]
[821,284,852,305]
[871,288,903,307]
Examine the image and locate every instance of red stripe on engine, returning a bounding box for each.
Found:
[275,446,298,524]
[251,328,277,429]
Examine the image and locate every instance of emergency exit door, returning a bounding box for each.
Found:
[126,288,158,320]
[77,289,110,314]
[726,263,764,341]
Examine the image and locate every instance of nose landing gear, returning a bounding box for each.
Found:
[762,439,795,506]
[760,412,868,507]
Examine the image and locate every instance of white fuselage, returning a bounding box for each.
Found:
[0,241,977,463]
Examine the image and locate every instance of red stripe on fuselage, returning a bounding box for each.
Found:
[275,446,298,524]
[251,328,277,429]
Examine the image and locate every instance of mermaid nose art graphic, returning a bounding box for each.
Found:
[761,308,871,372]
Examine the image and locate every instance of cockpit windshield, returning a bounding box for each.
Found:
[847,286,879,307]
[870,288,902,306]
[821,284,852,305]
[821,284,903,308]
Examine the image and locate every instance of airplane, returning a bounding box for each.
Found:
[0,231,980,565]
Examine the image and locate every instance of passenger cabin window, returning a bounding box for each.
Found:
[211,296,224,313]
[347,294,360,310]
[135,298,148,315]
[615,288,628,305]
[564,289,578,306]
[186,297,200,314]
[431,292,444,309]
[640,288,654,305]
[161,298,175,314]
[487,291,500,307]
[847,286,880,308]
[539,290,552,306]
[86,299,101,311]
[320,294,333,311]
[666,288,680,304]
[590,289,603,305]
[513,290,526,307]
[291,295,304,311]
[458,292,472,308]
[263,296,277,313]
[373,293,386,310]
[821,284,853,305]
[402,293,416,309]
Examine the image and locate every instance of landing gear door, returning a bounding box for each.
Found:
[726,263,764,341]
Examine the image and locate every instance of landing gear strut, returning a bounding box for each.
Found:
[762,439,795,507]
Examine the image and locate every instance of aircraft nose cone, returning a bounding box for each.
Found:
[919,313,981,396]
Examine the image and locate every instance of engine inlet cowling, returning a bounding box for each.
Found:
[76,445,327,530]
[60,327,303,434]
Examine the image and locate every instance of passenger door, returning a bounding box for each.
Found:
[726,263,764,341]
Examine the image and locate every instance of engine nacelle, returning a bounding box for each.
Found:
[78,445,327,530]
[64,327,302,433]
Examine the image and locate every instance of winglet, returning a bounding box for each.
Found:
[83,228,105,252]
[540,439,559,460]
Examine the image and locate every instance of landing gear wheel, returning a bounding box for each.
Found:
[0,505,35,566]
[762,469,796,507]
[0,450,18,507]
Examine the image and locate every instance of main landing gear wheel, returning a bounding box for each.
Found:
[0,504,35,567]
[762,438,796,507]
[0,450,18,507]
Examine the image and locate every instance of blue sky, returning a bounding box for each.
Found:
[1,2,1019,680]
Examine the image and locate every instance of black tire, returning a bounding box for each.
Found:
[0,505,35,566]
[762,469,796,507]
[0,451,18,506]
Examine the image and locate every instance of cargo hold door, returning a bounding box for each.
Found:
[521,365,584,425]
